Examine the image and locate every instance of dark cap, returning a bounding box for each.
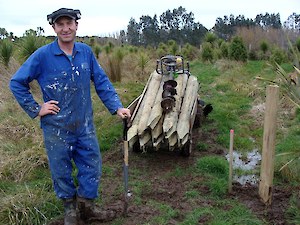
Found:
[47,8,81,25]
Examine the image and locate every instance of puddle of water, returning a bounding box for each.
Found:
[226,149,261,186]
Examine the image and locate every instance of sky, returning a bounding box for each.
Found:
[0,0,299,37]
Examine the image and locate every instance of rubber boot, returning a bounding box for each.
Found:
[77,196,116,222]
[63,198,77,225]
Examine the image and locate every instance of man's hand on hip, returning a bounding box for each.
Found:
[38,100,60,117]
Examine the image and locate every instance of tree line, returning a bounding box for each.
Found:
[122,7,299,47]
[0,7,299,48]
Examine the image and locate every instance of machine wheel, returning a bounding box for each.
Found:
[181,140,191,157]
[132,141,141,153]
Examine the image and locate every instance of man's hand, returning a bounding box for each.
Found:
[117,108,131,119]
[38,100,60,117]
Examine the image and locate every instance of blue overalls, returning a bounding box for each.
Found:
[10,40,123,199]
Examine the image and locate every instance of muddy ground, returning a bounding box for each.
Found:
[48,123,296,225]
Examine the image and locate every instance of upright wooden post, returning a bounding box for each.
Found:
[228,129,234,193]
[259,85,279,205]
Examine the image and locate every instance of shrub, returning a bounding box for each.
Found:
[248,49,258,60]
[201,42,214,62]
[103,47,125,82]
[204,32,217,44]
[181,43,198,60]
[137,51,150,75]
[260,40,269,54]
[93,45,101,59]
[229,36,248,62]
[167,40,178,55]
[18,33,46,62]
[220,41,229,59]
[0,39,13,67]
[270,47,288,65]
[157,42,169,57]
[295,37,300,52]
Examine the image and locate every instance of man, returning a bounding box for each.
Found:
[10,8,131,225]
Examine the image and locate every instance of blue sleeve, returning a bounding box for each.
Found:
[9,51,42,119]
[90,53,123,114]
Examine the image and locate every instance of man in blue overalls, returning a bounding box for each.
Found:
[10,8,131,225]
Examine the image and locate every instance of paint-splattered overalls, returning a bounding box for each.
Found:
[10,40,123,199]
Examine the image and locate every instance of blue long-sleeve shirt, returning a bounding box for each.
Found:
[10,40,123,133]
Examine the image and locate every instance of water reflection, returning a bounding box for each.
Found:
[226,149,261,185]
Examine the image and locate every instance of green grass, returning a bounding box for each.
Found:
[1,59,300,224]
[285,194,300,225]
[180,201,265,225]
[194,156,229,197]
[195,156,229,177]
[0,182,60,225]
[148,201,179,224]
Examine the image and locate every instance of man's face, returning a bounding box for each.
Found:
[53,17,78,43]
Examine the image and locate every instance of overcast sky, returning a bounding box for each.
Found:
[0,0,299,37]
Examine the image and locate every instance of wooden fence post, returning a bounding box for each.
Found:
[259,85,279,205]
[228,129,234,193]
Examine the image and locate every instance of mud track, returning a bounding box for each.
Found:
[49,122,293,225]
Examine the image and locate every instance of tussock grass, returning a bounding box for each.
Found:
[0,39,13,67]
[0,183,60,225]
[0,148,47,182]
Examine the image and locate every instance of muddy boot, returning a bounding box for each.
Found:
[77,196,116,222]
[63,198,77,225]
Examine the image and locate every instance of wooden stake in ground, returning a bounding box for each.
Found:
[259,85,279,205]
[228,129,234,193]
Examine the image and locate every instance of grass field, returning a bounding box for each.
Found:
[0,58,299,225]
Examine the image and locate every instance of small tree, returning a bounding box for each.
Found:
[270,47,288,65]
[201,42,214,62]
[137,51,150,75]
[260,40,269,54]
[204,32,217,44]
[167,40,178,55]
[220,41,229,58]
[229,36,248,62]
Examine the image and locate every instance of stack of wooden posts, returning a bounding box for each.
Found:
[127,70,199,152]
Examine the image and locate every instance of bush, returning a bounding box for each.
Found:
[260,40,269,54]
[137,51,150,75]
[18,34,46,62]
[295,37,300,52]
[270,47,288,65]
[220,41,229,59]
[167,40,178,55]
[204,32,217,44]
[0,39,13,67]
[181,43,199,60]
[229,36,248,62]
[201,42,214,62]
[248,49,258,60]
[93,45,101,59]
